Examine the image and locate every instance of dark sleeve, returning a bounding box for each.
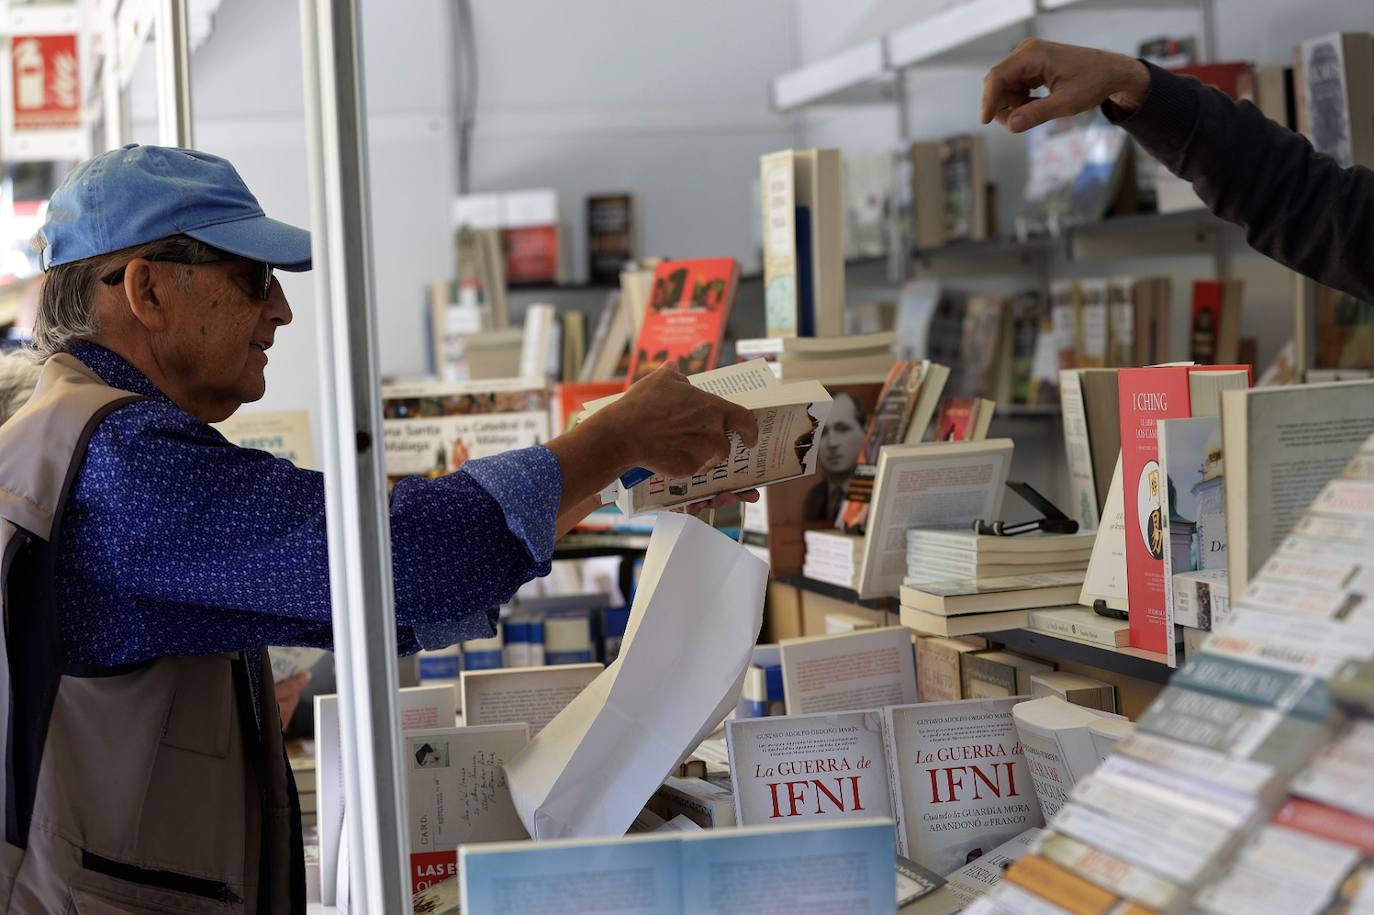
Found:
[1109,62,1374,302]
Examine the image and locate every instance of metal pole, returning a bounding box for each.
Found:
[155,0,192,146]
[300,0,409,911]
[102,15,124,149]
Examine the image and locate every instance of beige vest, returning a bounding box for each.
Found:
[0,354,301,913]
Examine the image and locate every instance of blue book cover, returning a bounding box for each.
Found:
[795,205,816,337]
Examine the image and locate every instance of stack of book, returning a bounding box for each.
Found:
[802,529,864,588]
[905,530,1095,587]
[898,571,1086,638]
[735,331,898,384]
[287,739,317,829]
[976,430,1374,913]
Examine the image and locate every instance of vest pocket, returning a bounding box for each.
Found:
[159,658,233,757]
[78,851,241,907]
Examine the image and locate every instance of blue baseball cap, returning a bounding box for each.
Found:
[38,143,311,272]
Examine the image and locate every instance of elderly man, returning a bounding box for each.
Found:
[0,144,757,913]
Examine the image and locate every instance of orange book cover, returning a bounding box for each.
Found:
[554,380,624,432]
[625,258,739,385]
[934,397,978,442]
[1004,853,1118,915]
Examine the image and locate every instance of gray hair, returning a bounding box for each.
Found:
[27,234,211,361]
[0,352,41,425]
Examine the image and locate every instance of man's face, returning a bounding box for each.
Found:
[153,258,291,420]
[819,394,865,477]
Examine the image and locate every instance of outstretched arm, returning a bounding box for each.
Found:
[983,39,1374,302]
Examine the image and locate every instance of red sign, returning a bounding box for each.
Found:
[11,34,81,131]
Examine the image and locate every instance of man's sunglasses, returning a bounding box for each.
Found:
[101,252,275,301]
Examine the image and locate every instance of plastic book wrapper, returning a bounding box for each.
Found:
[505,512,767,839]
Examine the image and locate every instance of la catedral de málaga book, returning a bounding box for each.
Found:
[626,257,738,384]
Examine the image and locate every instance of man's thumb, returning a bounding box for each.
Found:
[1007,90,1088,133]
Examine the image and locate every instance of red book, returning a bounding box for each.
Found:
[1189,279,1243,365]
[1273,798,1374,857]
[503,225,560,285]
[1118,365,1250,657]
[626,258,739,385]
[554,380,624,432]
[934,397,978,442]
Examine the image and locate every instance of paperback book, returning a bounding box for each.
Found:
[778,627,917,715]
[626,257,738,383]
[726,710,892,826]
[882,697,1043,873]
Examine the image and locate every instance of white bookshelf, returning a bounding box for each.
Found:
[770,38,893,112]
[886,0,1036,69]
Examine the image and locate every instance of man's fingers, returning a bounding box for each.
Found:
[724,402,759,449]
[981,42,1046,124]
[1005,90,1086,133]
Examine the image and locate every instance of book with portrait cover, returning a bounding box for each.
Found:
[726,710,892,827]
[882,697,1043,874]
[626,257,739,384]
[838,360,929,534]
[404,724,529,895]
[1117,365,1248,660]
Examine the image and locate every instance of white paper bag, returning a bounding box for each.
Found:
[504,512,767,839]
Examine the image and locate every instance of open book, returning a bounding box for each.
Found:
[580,360,832,515]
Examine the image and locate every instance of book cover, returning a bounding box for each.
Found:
[502,225,559,286]
[1078,279,1109,369]
[726,710,892,826]
[214,410,316,470]
[459,664,602,737]
[1008,292,1044,405]
[934,397,980,442]
[1050,280,1080,372]
[1118,366,1247,658]
[1010,697,1106,820]
[1159,416,1227,635]
[381,379,551,486]
[933,828,1040,910]
[883,697,1043,871]
[405,724,530,895]
[626,257,739,384]
[778,626,917,715]
[961,651,1056,700]
[916,636,986,703]
[1058,370,1100,530]
[586,193,633,286]
[1189,279,1243,365]
[838,360,928,534]
[1299,33,1374,169]
[1027,606,1130,648]
[761,151,800,337]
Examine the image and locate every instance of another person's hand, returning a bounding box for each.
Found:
[275,672,310,730]
[597,364,760,479]
[981,39,1151,134]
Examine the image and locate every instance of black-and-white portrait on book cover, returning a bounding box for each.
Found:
[1306,39,1352,168]
[413,741,451,769]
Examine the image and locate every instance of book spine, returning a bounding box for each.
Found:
[881,708,911,858]
[1026,612,1123,648]
[1051,802,1211,886]
[1071,775,1235,857]
[1170,652,1332,721]
[1059,370,1100,530]
[1116,731,1276,797]
[1033,832,1184,912]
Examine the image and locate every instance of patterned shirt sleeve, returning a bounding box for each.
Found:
[60,398,561,663]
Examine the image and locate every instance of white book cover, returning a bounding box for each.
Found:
[404,723,530,895]
[1079,454,1128,610]
[882,697,1043,872]
[315,684,458,906]
[939,827,1040,909]
[855,439,1013,600]
[778,627,917,715]
[213,409,317,469]
[1010,697,1107,820]
[726,710,892,826]
[582,360,833,514]
[460,664,602,737]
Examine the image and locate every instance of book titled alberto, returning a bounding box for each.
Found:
[1118,365,1248,660]
[882,697,1043,874]
[583,360,833,515]
[726,710,892,827]
[626,257,738,384]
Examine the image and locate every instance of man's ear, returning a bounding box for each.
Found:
[121,259,170,333]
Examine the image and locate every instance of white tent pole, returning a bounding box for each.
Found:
[299,0,408,911]
[154,0,191,146]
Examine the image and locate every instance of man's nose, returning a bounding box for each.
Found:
[265,279,293,327]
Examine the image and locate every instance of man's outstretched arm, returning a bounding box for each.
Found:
[983,39,1374,303]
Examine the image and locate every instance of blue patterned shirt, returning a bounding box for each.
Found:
[56,343,562,667]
